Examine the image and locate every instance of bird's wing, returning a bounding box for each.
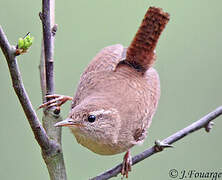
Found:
[81,44,126,76]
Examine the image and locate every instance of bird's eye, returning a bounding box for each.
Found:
[88,115,96,123]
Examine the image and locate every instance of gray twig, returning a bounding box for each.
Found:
[42,0,55,97]
[0,0,67,179]
[39,40,47,103]
[40,0,67,180]
[0,26,52,151]
[90,106,222,180]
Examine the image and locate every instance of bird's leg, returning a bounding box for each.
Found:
[121,149,132,178]
[38,94,73,110]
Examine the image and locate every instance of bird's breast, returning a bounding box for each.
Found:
[70,126,133,155]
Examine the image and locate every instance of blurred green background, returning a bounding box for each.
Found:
[0,0,221,179]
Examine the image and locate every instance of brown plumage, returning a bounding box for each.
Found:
[41,6,170,178]
[69,44,160,155]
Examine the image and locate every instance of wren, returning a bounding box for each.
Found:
[39,7,170,178]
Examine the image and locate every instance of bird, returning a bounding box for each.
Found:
[39,7,170,178]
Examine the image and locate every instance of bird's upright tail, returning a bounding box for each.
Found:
[125,7,170,73]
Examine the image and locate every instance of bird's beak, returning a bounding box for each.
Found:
[54,118,83,127]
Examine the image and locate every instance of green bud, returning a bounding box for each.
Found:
[23,39,28,50]
[18,38,24,49]
[25,35,31,42]
[17,34,34,50]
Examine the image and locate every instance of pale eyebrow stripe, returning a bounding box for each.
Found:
[90,109,117,116]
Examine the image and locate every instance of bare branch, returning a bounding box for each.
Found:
[40,0,67,179]
[90,106,222,180]
[40,0,64,148]
[39,40,47,103]
[42,0,55,97]
[0,26,52,151]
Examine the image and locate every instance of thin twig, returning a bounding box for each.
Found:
[39,40,47,103]
[40,0,67,179]
[42,0,55,97]
[0,26,52,151]
[40,0,64,149]
[90,106,222,180]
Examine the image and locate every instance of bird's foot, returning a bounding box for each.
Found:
[154,140,173,152]
[121,150,132,179]
[38,94,73,110]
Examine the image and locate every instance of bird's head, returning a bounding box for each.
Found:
[54,98,121,145]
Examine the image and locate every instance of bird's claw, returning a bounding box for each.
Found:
[121,150,132,179]
[154,140,173,152]
[38,94,72,110]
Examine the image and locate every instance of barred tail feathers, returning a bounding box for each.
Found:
[126,7,170,72]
